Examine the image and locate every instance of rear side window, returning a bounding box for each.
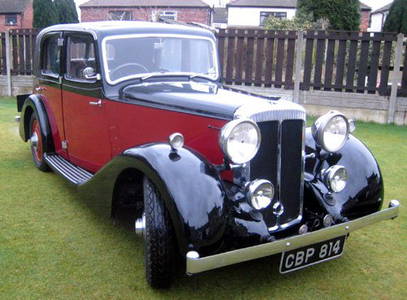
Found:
[66,35,96,81]
[41,35,61,77]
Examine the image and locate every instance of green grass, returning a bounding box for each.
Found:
[0,97,406,299]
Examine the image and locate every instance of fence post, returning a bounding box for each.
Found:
[387,33,404,124]
[5,30,12,96]
[293,31,304,103]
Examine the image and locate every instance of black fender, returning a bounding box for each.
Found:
[19,94,54,153]
[304,128,384,221]
[79,143,227,254]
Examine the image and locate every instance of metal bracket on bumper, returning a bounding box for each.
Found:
[186,200,400,275]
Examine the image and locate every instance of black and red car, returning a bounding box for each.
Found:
[17,21,399,288]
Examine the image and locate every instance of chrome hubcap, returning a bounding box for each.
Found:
[30,132,39,150]
[135,213,145,237]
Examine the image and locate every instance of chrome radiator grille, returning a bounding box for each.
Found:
[250,119,305,231]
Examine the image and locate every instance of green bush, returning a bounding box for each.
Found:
[297,0,360,31]
[263,15,316,31]
[384,0,407,34]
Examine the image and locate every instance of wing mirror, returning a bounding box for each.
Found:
[82,67,101,81]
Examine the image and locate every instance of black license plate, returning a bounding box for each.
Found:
[280,236,346,273]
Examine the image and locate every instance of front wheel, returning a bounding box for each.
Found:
[29,113,49,172]
[143,177,176,288]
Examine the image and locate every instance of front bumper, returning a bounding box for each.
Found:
[186,200,400,275]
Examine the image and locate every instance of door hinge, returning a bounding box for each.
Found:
[61,140,68,150]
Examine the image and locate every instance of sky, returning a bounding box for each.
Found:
[73,0,395,21]
[360,0,393,11]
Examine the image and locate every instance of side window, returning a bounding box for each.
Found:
[41,35,61,77]
[66,35,97,81]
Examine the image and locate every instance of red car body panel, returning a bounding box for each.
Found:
[38,84,229,175]
[105,100,228,166]
[38,83,67,158]
[62,89,111,172]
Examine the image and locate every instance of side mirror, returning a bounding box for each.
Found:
[82,67,101,81]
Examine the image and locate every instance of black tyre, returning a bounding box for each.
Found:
[29,113,49,172]
[143,176,176,288]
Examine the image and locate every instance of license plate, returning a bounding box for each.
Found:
[279,236,346,273]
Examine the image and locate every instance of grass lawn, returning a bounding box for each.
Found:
[0,96,406,299]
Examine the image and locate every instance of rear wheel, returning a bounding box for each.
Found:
[143,176,176,288]
[29,113,49,172]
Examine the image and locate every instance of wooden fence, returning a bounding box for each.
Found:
[217,29,407,97]
[1,28,406,97]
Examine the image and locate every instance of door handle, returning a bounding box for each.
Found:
[89,99,102,107]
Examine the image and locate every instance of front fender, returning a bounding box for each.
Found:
[304,128,384,221]
[19,95,54,153]
[80,143,227,254]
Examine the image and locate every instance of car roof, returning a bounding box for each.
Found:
[38,21,215,41]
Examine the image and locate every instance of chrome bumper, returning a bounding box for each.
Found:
[186,200,400,275]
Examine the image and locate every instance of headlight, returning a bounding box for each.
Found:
[323,165,348,193]
[247,179,274,210]
[219,119,261,164]
[312,111,350,152]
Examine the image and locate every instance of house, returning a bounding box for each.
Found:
[80,0,212,25]
[212,7,227,29]
[0,0,33,31]
[359,2,372,31]
[226,0,371,30]
[227,0,297,27]
[368,3,392,32]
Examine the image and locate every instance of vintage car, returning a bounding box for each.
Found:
[17,21,399,288]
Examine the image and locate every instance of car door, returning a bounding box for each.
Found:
[37,32,67,158]
[62,32,111,173]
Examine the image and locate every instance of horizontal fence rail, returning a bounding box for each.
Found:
[216,29,407,97]
[301,31,398,95]
[0,28,406,97]
[9,29,39,76]
[217,29,297,89]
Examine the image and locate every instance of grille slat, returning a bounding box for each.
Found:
[280,120,304,224]
[250,119,304,230]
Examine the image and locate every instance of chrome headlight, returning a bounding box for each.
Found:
[323,165,348,193]
[247,179,274,210]
[312,111,349,152]
[219,119,261,164]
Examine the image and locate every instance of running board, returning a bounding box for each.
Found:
[44,154,93,185]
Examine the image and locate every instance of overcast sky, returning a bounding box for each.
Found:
[74,0,395,21]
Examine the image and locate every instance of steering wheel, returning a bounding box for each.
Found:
[110,63,149,79]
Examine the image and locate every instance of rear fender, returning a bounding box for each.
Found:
[19,95,54,153]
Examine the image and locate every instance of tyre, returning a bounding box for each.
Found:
[143,176,176,288]
[29,113,49,172]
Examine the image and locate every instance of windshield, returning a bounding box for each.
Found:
[102,34,218,84]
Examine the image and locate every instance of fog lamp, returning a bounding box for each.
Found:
[323,165,348,193]
[247,179,274,210]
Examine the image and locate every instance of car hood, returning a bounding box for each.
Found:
[121,81,304,121]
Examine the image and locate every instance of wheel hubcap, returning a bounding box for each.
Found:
[30,119,43,162]
[30,132,39,149]
[135,213,145,237]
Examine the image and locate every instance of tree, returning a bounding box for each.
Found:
[55,0,79,24]
[33,0,59,28]
[297,0,360,31]
[383,0,407,34]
